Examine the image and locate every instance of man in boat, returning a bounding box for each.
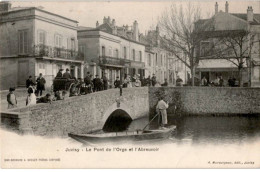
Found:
[156,96,169,128]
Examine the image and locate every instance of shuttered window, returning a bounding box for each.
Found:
[38,31,46,44]
[18,30,28,54]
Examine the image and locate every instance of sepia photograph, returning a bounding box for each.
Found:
[0,0,259,169]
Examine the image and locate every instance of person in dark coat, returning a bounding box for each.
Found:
[37,93,51,104]
[93,75,102,92]
[36,73,46,96]
[151,74,157,86]
[114,76,121,88]
[62,68,72,79]
[161,79,168,87]
[26,76,35,88]
[56,69,63,78]
[102,73,108,90]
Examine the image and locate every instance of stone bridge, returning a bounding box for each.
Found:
[1,87,260,137]
[1,87,149,136]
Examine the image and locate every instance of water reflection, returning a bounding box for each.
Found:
[128,115,260,145]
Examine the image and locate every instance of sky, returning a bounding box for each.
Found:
[10,0,260,34]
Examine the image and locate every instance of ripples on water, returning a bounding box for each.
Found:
[127,115,260,145]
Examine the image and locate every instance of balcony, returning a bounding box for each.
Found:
[99,56,127,67]
[33,44,84,61]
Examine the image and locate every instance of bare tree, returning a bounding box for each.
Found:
[200,30,257,87]
[158,2,214,86]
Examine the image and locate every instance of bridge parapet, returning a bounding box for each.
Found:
[1,87,149,136]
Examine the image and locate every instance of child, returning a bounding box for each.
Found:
[26,87,37,106]
[7,87,17,109]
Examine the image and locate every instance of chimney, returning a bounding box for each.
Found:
[112,19,116,27]
[247,6,253,22]
[215,2,218,14]
[96,21,99,27]
[126,24,129,31]
[225,1,229,13]
[107,16,111,24]
[0,1,12,12]
[133,20,139,41]
[103,17,107,24]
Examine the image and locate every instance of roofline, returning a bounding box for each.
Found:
[78,28,147,46]
[1,7,78,23]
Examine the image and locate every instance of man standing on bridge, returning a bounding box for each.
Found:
[156,96,169,128]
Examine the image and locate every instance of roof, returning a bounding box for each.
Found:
[1,6,78,23]
[197,59,238,68]
[77,26,94,31]
[230,13,260,24]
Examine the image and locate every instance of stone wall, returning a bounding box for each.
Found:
[149,87,260,116]
[1,87,149,137]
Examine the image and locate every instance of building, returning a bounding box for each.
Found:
[141,25,189,85]
[0,2,84,90]
[78,17,146,87]
[195,2,260,87]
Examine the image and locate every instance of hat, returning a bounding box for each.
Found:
[46,93,51,97]
[116,76,119,78]
[66,68,70,71]
[59,69,64,71]
[9,87,15,92]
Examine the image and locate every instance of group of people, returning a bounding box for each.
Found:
[201,76,237,87]
[7,73,51,109]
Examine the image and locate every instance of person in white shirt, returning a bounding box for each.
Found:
[156,96,169,128]
[26,86,36,106]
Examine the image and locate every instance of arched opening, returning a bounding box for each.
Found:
[102,109,133,132]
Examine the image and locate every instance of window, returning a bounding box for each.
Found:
[156,53,158,65]
[109,47,112,56]
[79,45,85,57]
[161,54,163,66]
[200,41,210,57]
[148,54,151,66]
[18,30,28,54]
[139,51,142,62]
[124,47,127,59]
[71,38,76,50]
[132,49,135,61]
[101,46,105,56]
[55,34,62,48]
[38,30,46,45]
[115,49,119,58]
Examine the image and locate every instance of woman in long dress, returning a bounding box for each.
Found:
[26,86,37,106]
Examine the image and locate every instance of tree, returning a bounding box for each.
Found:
[199,30,257,87]
[158,2,214,86]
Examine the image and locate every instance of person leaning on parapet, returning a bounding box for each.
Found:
[35,73,46,96]
[7,87,17,109]
[26,87,36,106]
[26,75,35,88]
[56,69,64,78]
[176,75,183,87]
[37,93,52,104]
[62,68,72,79]
[161,79,168,87]
[156,96,169,129]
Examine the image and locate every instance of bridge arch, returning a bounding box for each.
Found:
[101,102,133,132]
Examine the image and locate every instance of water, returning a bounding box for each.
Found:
[127,115,260,145]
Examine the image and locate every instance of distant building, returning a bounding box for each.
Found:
[195,2,260,87]
[140,25,189,85]
[78,17,146,87]
[0,2,84,90]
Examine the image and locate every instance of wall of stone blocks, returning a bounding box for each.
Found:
[149,87,260,116]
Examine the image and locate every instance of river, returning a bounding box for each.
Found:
[127,115,260,145]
